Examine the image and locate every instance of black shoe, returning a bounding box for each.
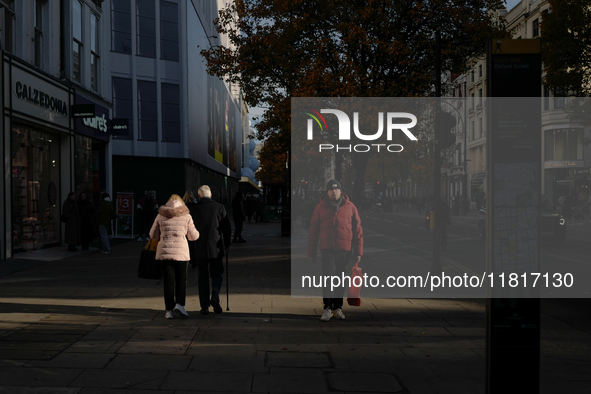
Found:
[200,307,209,315]
[211,301,223,314]
[238,238,246,243]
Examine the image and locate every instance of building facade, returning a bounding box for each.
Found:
[1,0,246,260]
[1,0,111,259]
[108,0,244,237]
[464,0,591,210]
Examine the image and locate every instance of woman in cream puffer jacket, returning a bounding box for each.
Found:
[150,194,199,319]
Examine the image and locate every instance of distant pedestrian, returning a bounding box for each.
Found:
[308,180,364,322]
[62,192,80,252]
[96,193,114,254]
[190,185,232,314]
[77,192,95,250]
[254,197,264,223]
[183,190,197,210]
[137,190,158,241]
[150,194,199,319]
[245,195,254,223]
[232,191,246,242]
[183,190,198,265]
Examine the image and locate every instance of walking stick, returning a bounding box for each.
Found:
[226,249,230,311]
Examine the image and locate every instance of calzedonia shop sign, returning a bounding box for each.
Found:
[14,81,68,117]
[10,66,71,129]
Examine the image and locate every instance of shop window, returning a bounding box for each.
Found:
[0,0,15,53]
[160,1,179,61]
[90,12,99,92]
[136,0,156,58]
[111,0,131,53]
[11,126,61,251]
[112,77,133,139]
[545,128,583,161]
[162,83,180,142]
[73,0,83,83]
[137,80,157,141]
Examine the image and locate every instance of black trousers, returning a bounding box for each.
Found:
[197,257,224,308]
[160,260,188,311]
[233,220,244,240]
[320,249,351,310]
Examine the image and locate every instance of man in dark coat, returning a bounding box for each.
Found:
[137,190,158,241]
[231,191,246,242]
[190,185,232,314]
[62,192,80,251]
[307,180,363,322]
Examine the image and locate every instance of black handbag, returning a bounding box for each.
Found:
[137,249,162,279]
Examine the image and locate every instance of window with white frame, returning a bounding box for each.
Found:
[544,128,583,161]
[137,80,157,140]
[0,0,15,53]
[73,0,83,83]
[160,1,179,61]
[136,0,156,58]
[90,12,99,92]
[111,0,131,53]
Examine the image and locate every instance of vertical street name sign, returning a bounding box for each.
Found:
[486,39,541,394]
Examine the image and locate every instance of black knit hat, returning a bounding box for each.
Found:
[326,179,342,190]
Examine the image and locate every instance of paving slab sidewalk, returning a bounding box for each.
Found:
[0,221,589,393]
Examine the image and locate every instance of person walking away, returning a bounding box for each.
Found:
[232,191,246,242]
[307,180,364,322]
[183,190,198,266]
[62,192,80,252]
[190,185,232,314]
[150,194,199,319]
[255,197,264,223]
[244,195,254,223]
[77,192,95,250]
[137,190,158,241]
[96,194,114,254]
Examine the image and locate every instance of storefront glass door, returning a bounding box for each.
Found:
[11,126,61,250]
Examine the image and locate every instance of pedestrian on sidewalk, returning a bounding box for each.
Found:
[232,191,246,242]
[62,192,80,252]
[137,190,159,242]
[190,185,232,315]
[307,180,364,322]
[150,194,199,319]
[96,193,114,254]
[77,192,95,250]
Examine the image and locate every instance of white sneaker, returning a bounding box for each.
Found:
[137,237,144,242]
[165,310,174,319]
[173,304,188,318]
[333,308,345,320]
[320,308,333,322]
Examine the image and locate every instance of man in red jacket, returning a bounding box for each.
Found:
[307,179,363,322]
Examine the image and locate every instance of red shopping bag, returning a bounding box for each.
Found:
[347,262,362,306]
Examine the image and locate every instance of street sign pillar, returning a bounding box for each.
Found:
[486,39,542,393]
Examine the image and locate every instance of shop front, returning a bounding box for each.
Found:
[74,94,111,208]
[3,55,74,259]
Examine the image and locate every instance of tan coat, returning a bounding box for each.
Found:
[149,200,199,261]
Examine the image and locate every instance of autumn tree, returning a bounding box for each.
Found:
[202,0,507,202]
[541,0,591,96]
